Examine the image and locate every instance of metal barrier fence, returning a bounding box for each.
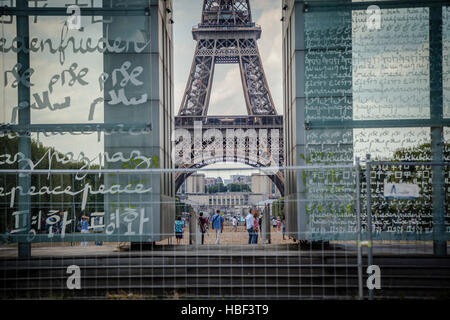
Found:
[0,160,449,300]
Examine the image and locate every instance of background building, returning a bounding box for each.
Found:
[251,173,280,198]
[185,174,206,194]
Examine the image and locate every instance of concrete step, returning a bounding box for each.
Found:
[2,264,450,278]
[2,285,449,300]
[0,256,327,267]
[3,273,450,288]
[1,253,449,299]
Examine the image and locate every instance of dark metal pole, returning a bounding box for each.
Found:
[17,0,31,258]
[356,157,363,300]
[265,203,271,244]
[71,174,76,246]
[366,154,374,300]
[430,6,447,257]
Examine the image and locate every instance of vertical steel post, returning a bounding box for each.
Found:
[264,203,271,244]
[71,174,76,246]
[189,212,193,245]
[366,154,374,300]
[17,0,31,258]
[356,157,363,300]
[430,6,447,256]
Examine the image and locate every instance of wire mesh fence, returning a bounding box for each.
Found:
[1,0,450,303]
[0,162,448,300]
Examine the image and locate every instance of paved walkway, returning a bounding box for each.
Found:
[0,225,448,258]
[0,226,298,258]
[0,242,448,259]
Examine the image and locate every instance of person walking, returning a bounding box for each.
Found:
[211,210,224,244]
[282,216,286,240]
[174,216,184,245]
[245,209,255,244]
[272,217,277,231]
[258,213,263,237]
[253,211,259,244]
[198,212,207,245]
[80,216,89,247]
[232,216,238,232]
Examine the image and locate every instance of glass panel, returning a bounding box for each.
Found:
[25,14,151,125]
[303,6,354,240]
[443,6,450,118]
[0,1,166,243]
[28,16,104,125]
[353,7,430,120]
[26,0,144,8]
[0,15,18,124]
[305,10,352,123]
[354,127,431,161]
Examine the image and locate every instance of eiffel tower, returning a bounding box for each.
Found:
[175,0,284,194]
[178,0,277,116]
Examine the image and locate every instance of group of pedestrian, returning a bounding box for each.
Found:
[79,215,90,247]
[210,210,225,244]
[272,216,286,240]
[186,210,286,245]
[197,210,225,245]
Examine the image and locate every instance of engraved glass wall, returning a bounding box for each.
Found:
[300,1,450,241]
[353,7,430,120]
[443,6,450,118]
[302,7,355,240]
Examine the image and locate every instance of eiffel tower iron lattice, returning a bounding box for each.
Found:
[174,0,284,195]
[179,0,277,116]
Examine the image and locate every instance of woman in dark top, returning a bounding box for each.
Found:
[198,212,207,245]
